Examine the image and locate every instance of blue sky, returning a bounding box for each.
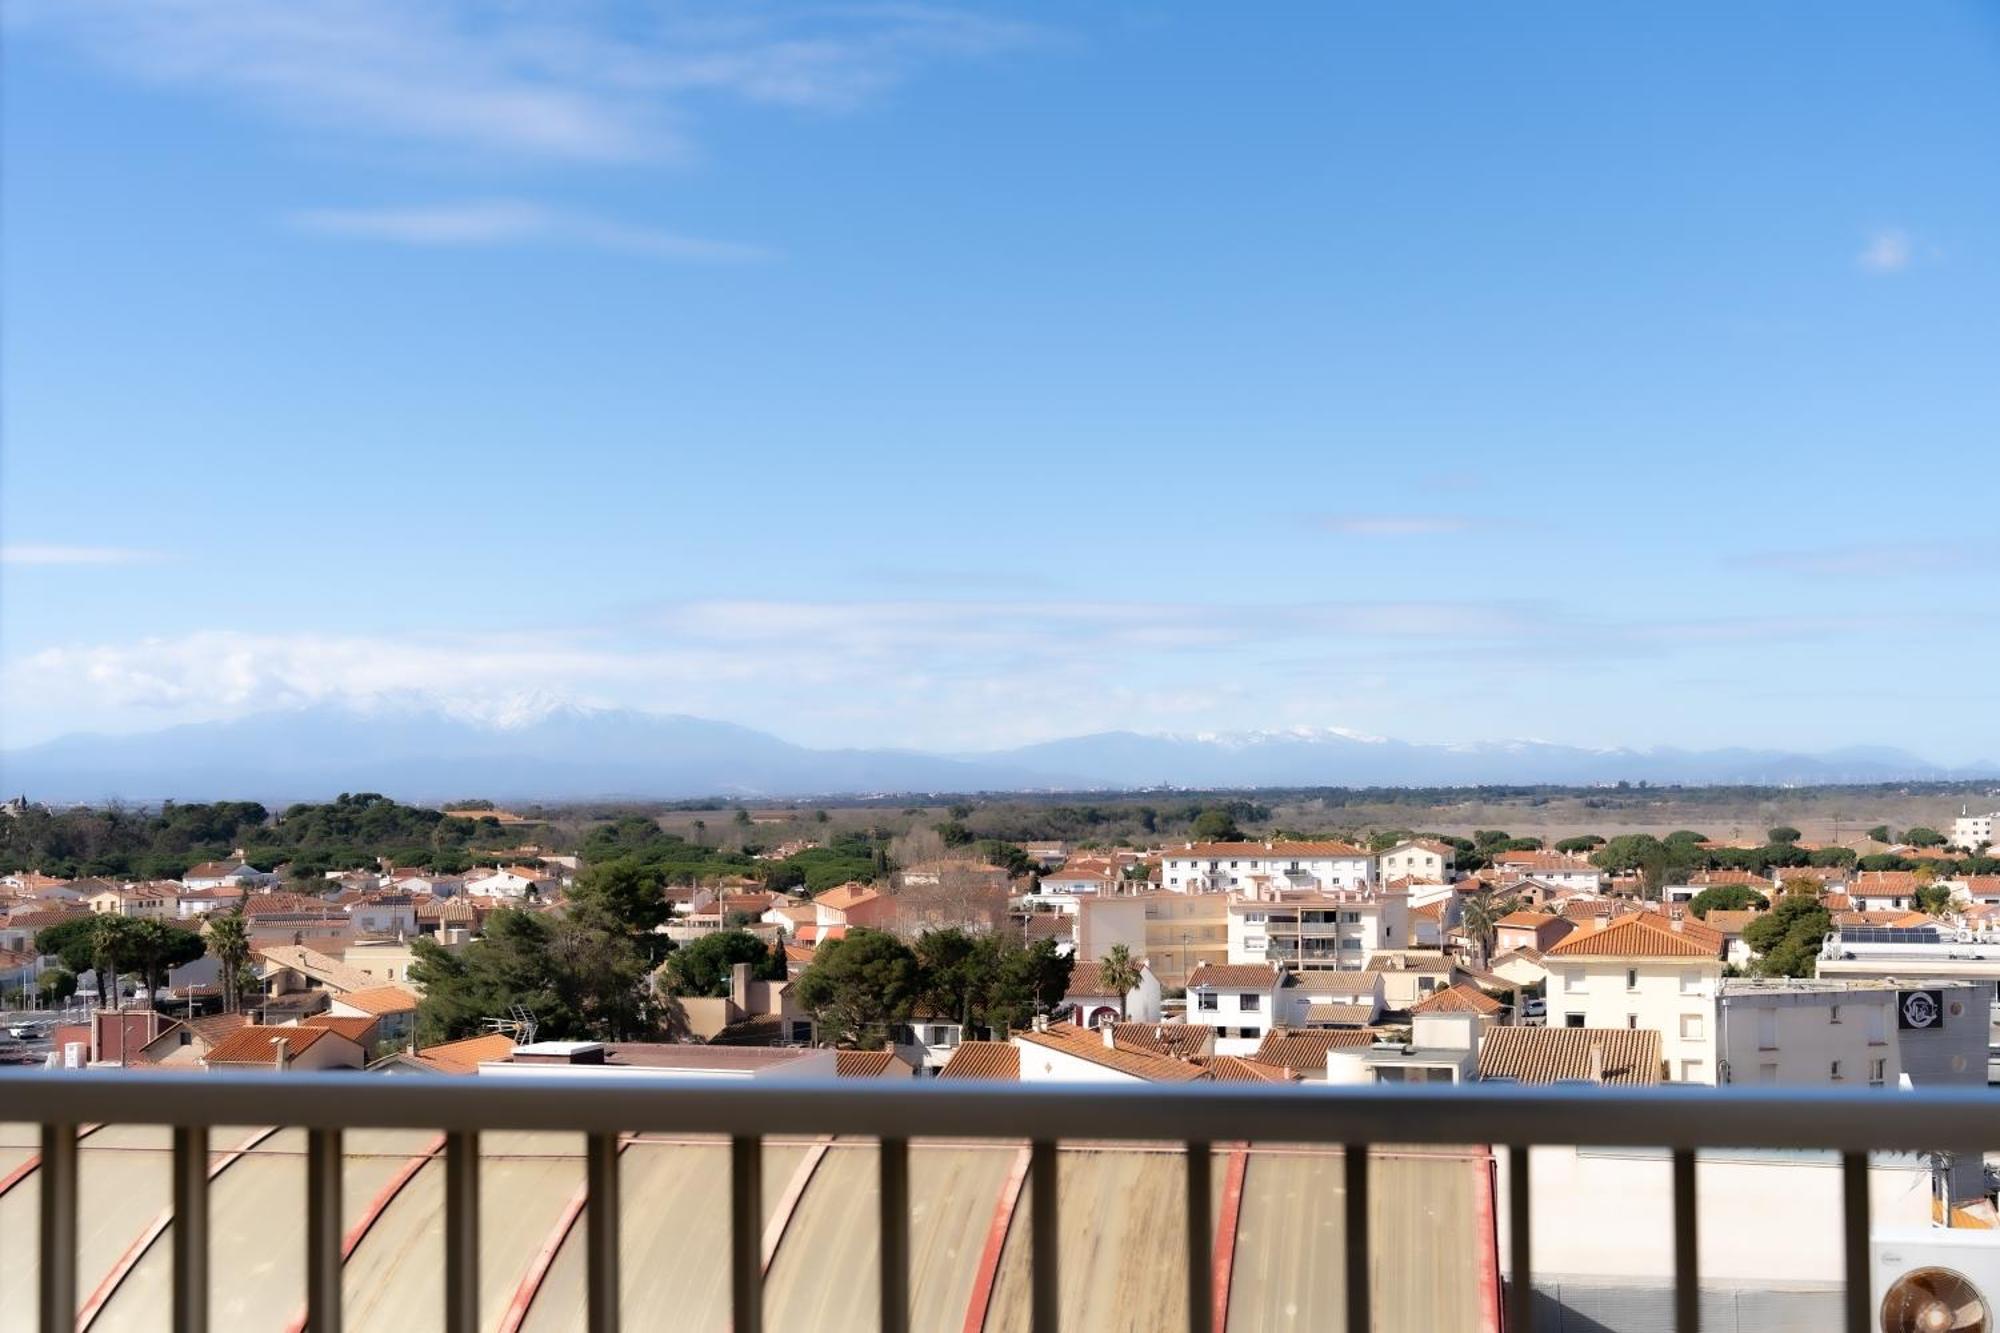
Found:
[4,2,1998,759]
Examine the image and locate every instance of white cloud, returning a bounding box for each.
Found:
[288,200,772,262]
[0,544,160,567]
[1857,228,1912,274]
[1737,541,1974,577]
[7,1,1047,163]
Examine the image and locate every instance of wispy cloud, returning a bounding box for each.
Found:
[288,200,772,262]
[1737,541,1976,578]
[1857,228,1913,274]
[0,544,161,567]
[7,1,1048,163]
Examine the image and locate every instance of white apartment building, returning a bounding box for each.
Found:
[1160,841,1373,894]
[1226,891,1410,974]
[1491,852,1607,893]
[1543,914,1725,1084]
[1376,840,1455,884]
[1186,961,1297,1055]
[1949,809,1997,852]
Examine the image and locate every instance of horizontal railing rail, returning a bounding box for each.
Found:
[1,1070,1992,1333]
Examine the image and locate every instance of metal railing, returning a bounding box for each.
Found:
[1,1069,1994,1333]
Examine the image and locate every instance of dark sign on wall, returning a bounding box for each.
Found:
[1897,989,1944,1030]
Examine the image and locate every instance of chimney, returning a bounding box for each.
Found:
[1032,1014,1049,1033]
[1587,1042,1604,1084]
[273,1037,290,1071]
[1102,1023,1117,1049]
[730,962,753,1014]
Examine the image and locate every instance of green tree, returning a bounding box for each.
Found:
[1687,885,1769,919]
[1866,825,1895,845]
[658,930,782,998]
[1808,847,1858,869]
[1459,889,1518,963]
[38,970,77,1006]
[128,919,205,1001]
[1096,943,1142,1022]
[984,938,1073,1032]
[1743,894,1831,978]
[205,910,253,1014]
[409,908,648,1045]
[1554,835,1605,854]
[1914,882,1956,917]
[915,928,998,1029]
[1189,808,1243,841]
[794,929,923,1048]
[570,857,672,933]
[37,915,139,1007]
[1904,827,1946,848]
[1766,826,1802,845]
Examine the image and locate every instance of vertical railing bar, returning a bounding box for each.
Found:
[1185,1141,1212,1333]
[1030,1139,1060,1333]
[172,1124,209,1333]
[1672,1148,1698,1333]
[1344,1143,1370,1333]
[38,1122,78,1333]
[306,1127,344,1333]
[585,1132,621,1333]
[444,1130,480,1333]
[731,1136,765,1333]
[1507,1145,1530,1333]
[1842,1151,1870,1333]
[878,1137,910,1333]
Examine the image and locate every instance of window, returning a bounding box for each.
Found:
[1625,968,1639,991]
[1241,993,1261,1012]
[1830,1060,1843,1081]
[1828,1004,1841,1025]
[1866,1008,1887,1044]
[1679,971,1702,995]
[1758,1063,1778,1084]
[1565,1014,1585,1028]
[1626,1015,1638,1030]
[1196,992,1218,1012]
[1869,1058,1886,1086]
[1755,1009,1776,1050]
[1679,1060,1702,1082]
[1680,1013,1703,1040]
[1418,977,1437,993]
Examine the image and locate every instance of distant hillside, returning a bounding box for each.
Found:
[0,704,1989,803]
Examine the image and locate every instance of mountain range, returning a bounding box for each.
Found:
[2,702,1994,803]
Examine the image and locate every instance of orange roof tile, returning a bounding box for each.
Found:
[332,984,421,1016]
[1477,1026,1662,1085]
[204,1025,343,1065]
[1252,1028,1383,1074]
[936,1041,1020,1080]
[1544,914,1723,960]
[1409,983,1504,1016]
[413,1033,516,1074]
[1013,1022,1211,1082]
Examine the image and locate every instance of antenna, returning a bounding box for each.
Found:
[481,1005,538,1045]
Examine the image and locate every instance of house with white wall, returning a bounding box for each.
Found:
[1160,841,1373,895]
[1542,913,1725,1084]
[1376,839,1455,883]
[1226,891,1409,974]
[1186,961,1297,1054]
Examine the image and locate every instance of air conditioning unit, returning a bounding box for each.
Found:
[1873,1229,2000,1333]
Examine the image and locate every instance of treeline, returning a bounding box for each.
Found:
[0,793,540,880]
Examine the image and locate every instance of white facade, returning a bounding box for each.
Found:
[464,869,549,901]
[1188,971,1292,1054]
[1714,983,1899,1088]
[1949,810,1997,852]
[1376,841,1453,883]
[1161,843,1373,894]
[1544,956,1722,1084]
[1226,893,1409,973]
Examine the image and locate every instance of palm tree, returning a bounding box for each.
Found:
[207,910,252,1015]
[90,914,133,1010]
[1097,944,1142,1024]
[1459,890,1517,967]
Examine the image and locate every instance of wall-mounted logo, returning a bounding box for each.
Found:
[1897,989,1943,1030]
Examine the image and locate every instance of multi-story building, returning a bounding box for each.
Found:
[1490,851,1606,892]
[1714,978,1989,1090]
[1375,839,1455,883]
[1949,808,1998,852]
[1225,890,1410,974]
[1077,891,1230,988]
[1185,961,1297,1054]
[1159,841,1373,894]
[1542,913,1725,1084]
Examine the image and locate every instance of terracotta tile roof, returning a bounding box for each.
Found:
[1491,946,1543,966]
[1199,1054,1300,1083]
[1382,839,1455,857]
[1477,1026,1662,1086]
[1109,1022,1210,1058]
[1013,1022,1211,1082]
[1496,910,1559,929]
[1700,910,1765,935]
[1544,913,1723,960]
[6,907,86,931]
[1409,901,1444,922]
[1363,951,1453,973]
[1494,852,1599,873]
[1851,871,1925,894]
[1409,983,1504,1016]
[184,1012,253,1047]
[1252,1028,1383,1074]
[835,1050,911,1078]
[204,1024,342,1065]
[1167,840,1368,859]
[413,1033,516,1074]
[1022,915,1073,941]
[1186,962,1289,990]
[936,1041,1020,1080]
[1302,1003,1376,1026]
[1689,869,1770,887]
[332,984,421,1016]
[812,882,881,911]
[299,1014,381,1045]
[255,944,375,992]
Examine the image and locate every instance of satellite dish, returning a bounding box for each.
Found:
[1881,1266,1991,1333]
